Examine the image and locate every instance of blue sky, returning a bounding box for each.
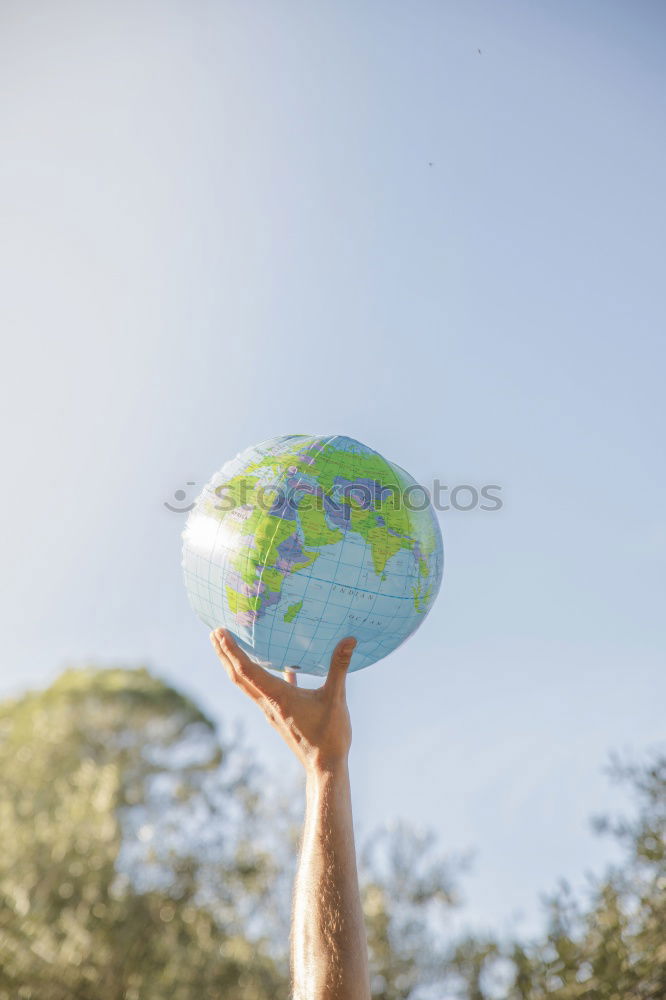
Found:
[1,0,664,937]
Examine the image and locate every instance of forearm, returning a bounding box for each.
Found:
[291,761,372,1000]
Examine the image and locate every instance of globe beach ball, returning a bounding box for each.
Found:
[182,434,443,676]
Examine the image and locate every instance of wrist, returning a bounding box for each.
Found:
[305,754,349,784]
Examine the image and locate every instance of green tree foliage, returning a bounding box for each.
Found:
[0,666,663,1000]
[0,667,288,1000]
[448,754,666,1000]
[360,822,463,1000]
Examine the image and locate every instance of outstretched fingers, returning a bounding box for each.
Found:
[324,637,357,698]
[210,628,288,704]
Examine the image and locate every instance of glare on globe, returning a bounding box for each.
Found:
[182,434,444,675]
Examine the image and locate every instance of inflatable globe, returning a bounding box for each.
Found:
[182,434,443,675]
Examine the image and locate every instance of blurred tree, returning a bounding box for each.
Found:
[359,822,464,999]
[0,667,288,1000]
[448,752,666,1000]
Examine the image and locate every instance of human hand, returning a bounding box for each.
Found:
[210,628,357,775]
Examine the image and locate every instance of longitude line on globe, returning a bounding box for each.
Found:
[204,478,229,634]
[297,444,354,670]
[350,457,407,664]
[291,434,343,672]
[250,440,301,662]
[257,439,315,667]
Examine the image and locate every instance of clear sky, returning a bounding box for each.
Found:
[1,0,664,938]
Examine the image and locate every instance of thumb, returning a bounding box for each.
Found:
[324,637,357,696]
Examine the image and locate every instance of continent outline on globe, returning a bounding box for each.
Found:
[182,434,444,676]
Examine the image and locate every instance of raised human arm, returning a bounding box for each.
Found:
[210,628,372,1000]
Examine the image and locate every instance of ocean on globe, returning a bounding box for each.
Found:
[182,434,444,676]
